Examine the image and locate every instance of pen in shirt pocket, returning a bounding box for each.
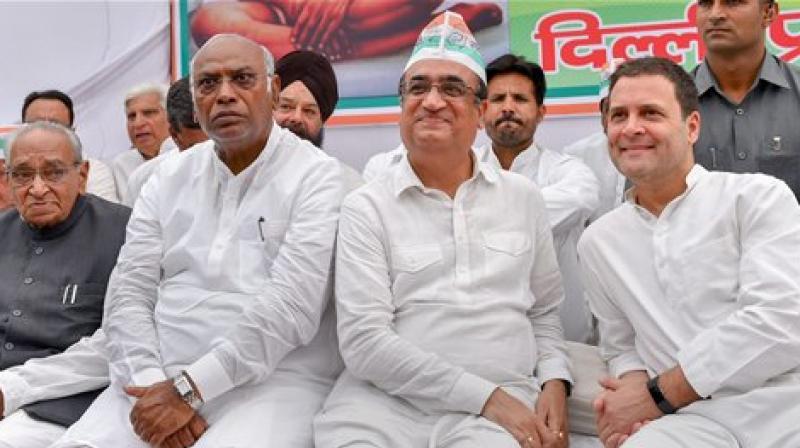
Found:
[257,217,265,242]
[62,284,78,304]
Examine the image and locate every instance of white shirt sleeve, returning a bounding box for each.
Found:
[541,156,599,237]
[578,247,648,378]
[184,159,344,403]
[335,197,497,416]
[0,329,109,417]
[104,173,168,388]
[676,180,800,397]
[528,188,574,384]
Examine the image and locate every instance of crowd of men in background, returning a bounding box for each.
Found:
[0,1,798,447]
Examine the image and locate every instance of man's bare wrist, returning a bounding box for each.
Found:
[543,379,571,397]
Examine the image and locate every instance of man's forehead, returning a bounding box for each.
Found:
[280,81,318,107]
[25,99,70,120]
[193,38,264,74]
[405,59,476,83]
[487,73,535,91]
[126,93,163,111]
[11,131,72,163]
[609,75,675,103]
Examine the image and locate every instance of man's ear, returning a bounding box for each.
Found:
[478,99,487,130]
[77,160,89,193]
[764,1,779,27]
[537,104,547,125]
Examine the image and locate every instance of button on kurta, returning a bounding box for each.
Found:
[735,108,744,115]
[4,342,14,350]
[11,310,22,317]
[23,277,33,284]
[34,247,43,255]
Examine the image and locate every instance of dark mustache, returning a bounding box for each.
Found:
[494,115,522,127]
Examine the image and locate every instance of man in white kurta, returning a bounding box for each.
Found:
[110,84,174,204]
[315,12,571,448]
[478,53,598,343]
[579,57,800,448]
[52,34,344,448]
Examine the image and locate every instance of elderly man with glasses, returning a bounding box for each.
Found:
[314,12,571,448]
[0,121,130,447]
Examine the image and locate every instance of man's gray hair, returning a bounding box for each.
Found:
[124,82,168,109]
[189,34,275,96]
[5,121,83,162]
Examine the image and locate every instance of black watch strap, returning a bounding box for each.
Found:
[560,379,572,398]
[647,376,677,415]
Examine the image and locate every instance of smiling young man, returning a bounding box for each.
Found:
[0,121,129,447]
[692,0,800,201]
[579,57,800,448]
[315,12,571,448]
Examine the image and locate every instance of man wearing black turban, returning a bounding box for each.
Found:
[274,50,338,147]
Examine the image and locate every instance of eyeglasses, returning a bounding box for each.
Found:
[399,79,479,100]
[193,71,270,95]
[6,163,80,187]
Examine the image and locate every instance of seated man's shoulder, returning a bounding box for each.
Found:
[0,206,20,227]
[110,148,140,166]
[579,204,631,249]
[708,169,794,200]
[493,166,542,195]
[83,194,132,225]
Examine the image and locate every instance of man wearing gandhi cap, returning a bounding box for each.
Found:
[315,11,572,448]
[274,50,339,147]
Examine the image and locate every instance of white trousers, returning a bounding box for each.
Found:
[315,371,539,448]
[0,410,65,448]
[622,414,739,448]
[624,375,800,448]
[50,372,331,448]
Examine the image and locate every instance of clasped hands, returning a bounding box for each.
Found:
[125,380,208,448]
[593,371,661,448]
[482,381,569,448]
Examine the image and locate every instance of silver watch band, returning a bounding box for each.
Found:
[173,372,203,410]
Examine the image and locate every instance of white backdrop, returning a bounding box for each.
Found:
[0,1,599,170]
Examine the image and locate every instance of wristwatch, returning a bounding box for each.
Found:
[647,375,677,415]
[173,371,203,410]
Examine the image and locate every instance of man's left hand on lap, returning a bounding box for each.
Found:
[126,380,202,446]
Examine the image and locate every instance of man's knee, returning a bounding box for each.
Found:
[621,414,738,448]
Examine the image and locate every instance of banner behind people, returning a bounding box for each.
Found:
[176,0,800,122]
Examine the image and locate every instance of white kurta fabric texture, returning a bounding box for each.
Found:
[361,144,599,342]
[85,158,119,203]
[318,153,571,446]
[562,132,625,223]
[579,165,800,447]
[475,143,599,343]
[0,409,66,448]
[0,330,108,418]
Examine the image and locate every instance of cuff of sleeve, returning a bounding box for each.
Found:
[677,349,715,398]
[444,372,497,415]
[0,371,28,417]
[536,358,574,386]
[185,352,235,404]
[609,352,648,378]
[131,367,168,387]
